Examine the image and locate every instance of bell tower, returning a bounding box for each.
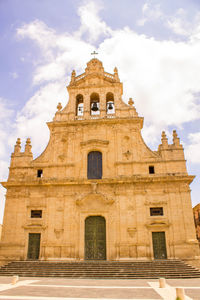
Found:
[54,58,138,122]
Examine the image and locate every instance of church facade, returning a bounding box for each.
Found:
[0,58,199,263]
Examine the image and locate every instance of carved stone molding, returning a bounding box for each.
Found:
[80,139,109,147]
[144,200,167,206]
[186,239,199,245]
[23,224,47,230]
[145,218,170,229]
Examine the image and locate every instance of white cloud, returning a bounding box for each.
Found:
[185,132,200,164]
[0,99,14,156]
[99,29,200,141]
[10,72,19,79]
[13,81,68,155]
[11,1,200,152]
[77,0,112,42]
[137,1,163,26]
[17,20,56,55]
[137,3,200,42]
[0,100,14,224]
[166,8,200,40]
[167,8,191,36]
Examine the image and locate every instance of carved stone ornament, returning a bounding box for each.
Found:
[54,229,64,239]
[123,150,132,160]
[91,182,97,193]
[76,192,114,207]
[145,218,170,229]
[127,227,136,238]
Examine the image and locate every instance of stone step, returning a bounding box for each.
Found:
[0,260,199,279]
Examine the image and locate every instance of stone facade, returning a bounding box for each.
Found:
[193,204,200,243]
[0,58,199,263]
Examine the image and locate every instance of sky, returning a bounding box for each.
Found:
[0,0,200,223]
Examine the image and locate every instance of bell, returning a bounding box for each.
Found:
[91,102,98,111]
[108,102,113,110]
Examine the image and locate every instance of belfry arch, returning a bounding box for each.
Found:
[76,94,84,116]
[106,92,115,114]
[90,92,100,115]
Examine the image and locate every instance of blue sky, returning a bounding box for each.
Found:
[0,0,200,222]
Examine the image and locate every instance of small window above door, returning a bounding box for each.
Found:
[31,210,42,218]
[150,207,163,216]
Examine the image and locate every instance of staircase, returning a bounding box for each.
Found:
[0,260,200,279]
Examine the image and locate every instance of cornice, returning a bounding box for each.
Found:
[47,117,144,128]
[115,160,186,165]
[1,174,195,188]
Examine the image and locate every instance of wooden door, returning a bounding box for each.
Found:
[152,232,167,259]
[85,216,106,260]
[87,151,102,179]
[27,233,41,260]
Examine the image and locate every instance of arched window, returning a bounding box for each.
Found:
[87,151,102,179]
[106,92,115,114]
[90,93,100,115]
[76,94,84,116]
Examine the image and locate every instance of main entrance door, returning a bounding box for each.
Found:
[27,233,41,260]
[152,232,167,259]
[85,216,106,260]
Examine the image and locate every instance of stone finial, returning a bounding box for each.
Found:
[57,102,62,111]
[173,129,178,139]
[161,131,168,147]
[25,138,32,153]
[114,67,119,81]
[128,98,134,106]
[14,138,21,153]
[162,131,167,139]
[173,130,180,146]
[70,70,76,83]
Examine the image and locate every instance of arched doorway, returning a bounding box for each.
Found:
[85,216,106,260]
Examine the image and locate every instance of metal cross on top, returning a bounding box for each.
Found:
[91,51,98,58]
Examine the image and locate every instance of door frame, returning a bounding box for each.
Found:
[79,212,108,261]
[151,231,167,259]
[27,232,41,260]
[84,215,106,260]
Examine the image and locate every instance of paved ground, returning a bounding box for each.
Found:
[0,277,199,300]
